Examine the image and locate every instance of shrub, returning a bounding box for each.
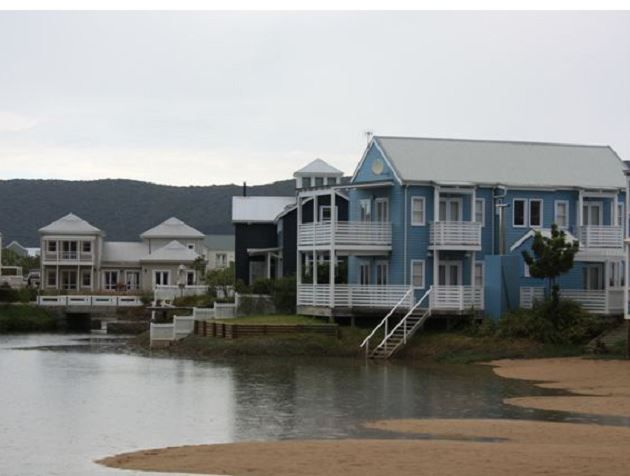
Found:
[0,305,57,333]
[499,298,606,345]
[251,278,274,295]
[272,276,296,314]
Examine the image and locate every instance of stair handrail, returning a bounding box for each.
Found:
[360,287,413,354]
[373,286,433,353]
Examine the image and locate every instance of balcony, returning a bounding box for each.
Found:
[429,221,482,250]
[430,285,484,311]
[298,221,392,249]
[297,284,411,309]
[43,251,95,263]
[577,225,623,249]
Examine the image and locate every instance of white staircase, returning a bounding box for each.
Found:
[361,287,432,360]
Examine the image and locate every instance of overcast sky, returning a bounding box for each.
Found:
[0,11,628,185]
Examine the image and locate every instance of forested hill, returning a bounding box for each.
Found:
[0,178,295,246]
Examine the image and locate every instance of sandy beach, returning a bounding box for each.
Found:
[97,357,630,476]
[490,357,630,417]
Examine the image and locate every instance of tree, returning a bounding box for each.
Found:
[204,262,235,299]
[522,224,579,325]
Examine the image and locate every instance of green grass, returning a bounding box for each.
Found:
[0,305,58,333]
[215,314,329,325]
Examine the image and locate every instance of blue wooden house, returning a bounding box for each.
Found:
[296,136,627,326]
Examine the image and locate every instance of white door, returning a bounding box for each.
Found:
[375,198,389,222]
[438,261,462,286]
[126,271,140,290]
[582,202,603,226]
[359,262,370,285]
[375,261,389,285]
[439,198,463,222]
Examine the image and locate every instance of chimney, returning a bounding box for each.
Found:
[243,181,247,197]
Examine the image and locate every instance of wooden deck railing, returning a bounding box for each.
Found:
[577,225,623,249]
[430,285,484,310]
[519,286,623,314]
[298,221,392,247]
[297,284,412,308]
[430,221,482,248]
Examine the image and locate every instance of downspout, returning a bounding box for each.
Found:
[493,185,508,255]
[404,185,408,286]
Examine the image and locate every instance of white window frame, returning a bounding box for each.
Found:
[582,201,603,226]
[216,253,227,268]
[475,198,485,226]
[359,262,370,285]
[46,269,57,287]
[186,270,196,286]
[319,205,339,222]
[359,199,371,222]
[411,196,426,226]
[153,270,170,287]
[617,202,624,228]
[375,260,389,285]
[80,270,92,289]
[529,199,543,228]
[81,241,92,253]
[474,261,485,288]
[513,198,527,228]
[47,241,57,253]
[374,198,389,223]
[439,197,463,222]
[410,260,425,289]
[103,270,119,291]
[523,262,531,278]
[554,200,569,228]
[125,270,140,290]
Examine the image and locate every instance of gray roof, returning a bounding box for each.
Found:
[102,242,148,263]
[232,196,296,223]
[141,240,200,262]
[294,158,344,176]
[204,234,235,251]
[370,136,626,189]
[140,217,205,239]
[39,213,103,235]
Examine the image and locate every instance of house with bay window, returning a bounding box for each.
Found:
[296,136,627,319]
[40,214,205,293]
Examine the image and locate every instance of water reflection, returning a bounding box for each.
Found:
[0,334,625,476]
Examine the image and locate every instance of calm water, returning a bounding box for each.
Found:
[0,333,619,476]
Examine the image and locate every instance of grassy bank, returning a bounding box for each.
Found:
[130,313,591,362]
[0,305,58,333]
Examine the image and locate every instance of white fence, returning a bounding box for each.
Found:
[297,284,412,308]
[154,285,208,301]
[37,295,143,307]
[577,225,623,249]
[430,285,484,311]
[520,287,545,309]
[430,221,482,248]
[298,221,392,247]
[519,286,623,314]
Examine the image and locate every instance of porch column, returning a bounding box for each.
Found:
[471,188,476,223]
[329,190,336,308]
[433,250,439,288]
[604,261,609,314]
[313,251,318,285]
[578,190,584,227]
[625,243,629,320]
[612,194,618,227]
[471,251,476,310]
[266,253,271,279]
[296,195,302,286]
[434,186,440,223]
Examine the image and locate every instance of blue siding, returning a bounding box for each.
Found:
[353,144,399,183]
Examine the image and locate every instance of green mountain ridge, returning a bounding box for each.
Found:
[0,178,295,246]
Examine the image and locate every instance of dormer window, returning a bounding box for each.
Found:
[47,241,57,253]
[315,177,324,187]
[302,177,311,188]
[82,241,91,253]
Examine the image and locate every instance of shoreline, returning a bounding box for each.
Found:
[97,356,630,475]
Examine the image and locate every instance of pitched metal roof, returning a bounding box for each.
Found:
[39,213,103,235]
[140,217,205,239]
[203,234,235,251]
[232,196,296,223]
[294,158,343,176]
[372,136,626,189]
[140,240,200,262]
[102,242,148,263]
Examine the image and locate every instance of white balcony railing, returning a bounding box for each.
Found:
[297,284,412,308]
[154,285,208,301]
[298,221,392,247]
[430,221,482,248]
[36,295,143,307]
[577,225,623,249]
[430,285,484,310]
[519,287,623,314]
[43,252,95,262]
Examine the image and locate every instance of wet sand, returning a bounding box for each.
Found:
[490,357,630,417]
[98,357,630,475]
